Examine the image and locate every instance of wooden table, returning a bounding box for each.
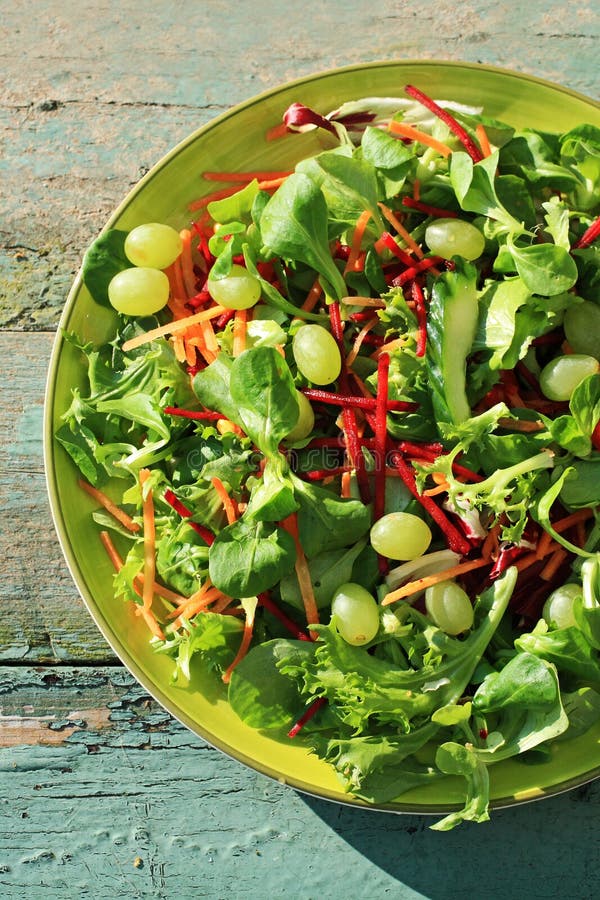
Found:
[2,2,600,897]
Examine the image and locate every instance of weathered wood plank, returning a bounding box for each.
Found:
[0,331,116,663]
[1,666,600,900]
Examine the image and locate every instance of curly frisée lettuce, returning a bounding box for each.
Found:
[57,85,600,830]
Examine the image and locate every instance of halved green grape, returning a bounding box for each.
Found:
[539,353,600,401]
[425,218,485,261]
[292,324,342,384]
[207,264,261,310]
[370,512,432,560]
[108,267,170,315]
[564,301,600,360]
[542,582,580,630]
[124,223,183,269]
[285,391,315,442]
[425,580,474,635]
[331,583,380,646]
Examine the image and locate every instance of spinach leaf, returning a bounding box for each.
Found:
[430,743,490,830]
[228,639,316,729]
[506,236,578,297]
[82,228,130,307]
[533,468,596,558]
[259,172,347,299]
[229,346,299,456]
[280,540,367,611]
[208,518,296,597]
[297,149,384,234]
[291,475,371,558]
[449,151,522,232]
[515,623,600,684]
[207,178,260,224]
[473,652,559,712]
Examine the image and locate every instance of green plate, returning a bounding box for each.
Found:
[44,61,600,816]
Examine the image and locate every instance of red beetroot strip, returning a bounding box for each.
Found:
[163,406,222,421]
[404,84,484,164]
[163,489,215,546]
[329,302,370,503]
[288,696,328,738]
[258,591,311,642]
[390,256,442,287]
[411,281,428,358]
[402,197,459,218]
[378,231,416,267]
[574,215,600,249]
[302,388,417,412]
[374,353,390,524]
[390,452,472,555]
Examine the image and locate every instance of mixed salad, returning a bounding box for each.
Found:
[57,85,600,830]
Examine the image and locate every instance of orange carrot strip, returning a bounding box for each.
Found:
[199,316,219,353]
[139,469,156,614]
[256,176,288,191]
[370,337,407,358]
[423,482,450,497]
[189,185,241,211]
[135,574,186,606]
[413,178,421,201]
[222,603,256,684]
[388,120,453,158]
[203,170,292,183]
[282,514,319,636]
[169,586,225,623]
[78,479,140,533]
[378,202,424,258]
[540,548,569,581]
[171,253,186,301]
[211,476,238,525]
[301,277,323,312]
[266,122,289,141]
[344,210,372,274]
[349,369,375,399]
[232,308,248,357]
[552,508,593,534]
[576,519,587,548]
[341,471,352,499]
[99,531,165,640]
[535,529,554,560]
[382,556,491,606]
[481,523,501,561]
[171,334,187,362]
[211,595,235,614]
[475,124,492,158]
[179,228,197,298]
[345,318,377,367]
[122,305,226,352]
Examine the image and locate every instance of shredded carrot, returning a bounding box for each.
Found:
[232,308,248,357]
[388,120,453,158]
[189,185,242,211]
[122,305,226,352]
[412,178,421,201]
[536,529,554,560]
[282,514,319,636]
[552,508,593,534]
[170,586,225,625]
[179,229,197,298]
[211,595,235,615]
[199,316,219,353]
[135,574,186,606]
[344,210,372,273]
[139,469,156,615]
[257,176,288,191]
[301,276,323,312]
[171,333,187,362]
[370,337,407,358]
[78,479,140,533]
[349,369,375,399]
[515,543,560,573]
[99,530,165,640]
[475,123,493,158]
[171,253,187,301]
[222,603,256,684]
[202,169,292,183]
[381,556,490,606]
[211,476,238,525]
[423,481,450,497]
[540,548,569,581]
[378,202,425,259]
[481,523,501,561]
[341,471,352,499]
[184,339,197,368]
[345,318,377,367]
[576,518,587,548]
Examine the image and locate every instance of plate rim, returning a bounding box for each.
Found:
[43,58,600,815]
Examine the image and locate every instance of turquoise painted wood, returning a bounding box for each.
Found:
[1,1,600,896]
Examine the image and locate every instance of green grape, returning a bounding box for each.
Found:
[425,218,485,261]
[292,324,342,384]
[539,354,600,401]
[208,264,261,310]
[425,580,474,635]
[108,267,170,315]
[564,301,600,359]
[542,582,580,630]
[370,512,432,560]
[331,583,380,646]
[285,391,315,442]
[124,223,183,269]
